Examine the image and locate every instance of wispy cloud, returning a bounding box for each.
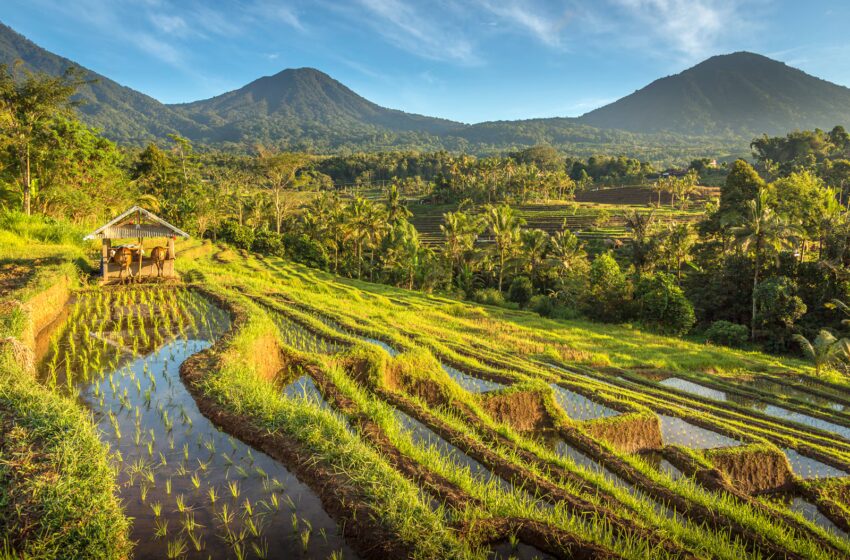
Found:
[342,0,477,64]
[475,0,572,48]
[606,0,754,61]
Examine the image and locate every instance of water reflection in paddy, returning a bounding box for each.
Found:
[551,384,620,421]
[442,363,504,393]
[72,298,357,559]
[658,415,741,449]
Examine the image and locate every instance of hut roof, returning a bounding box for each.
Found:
[84,206,190,240]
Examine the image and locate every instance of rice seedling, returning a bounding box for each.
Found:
[166,537,187,559]
[154,519,168,539]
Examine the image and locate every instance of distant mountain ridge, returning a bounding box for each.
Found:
[0,22,205,144]
[577,52,850,136]
[3,21,849,157]
[170,67,462,145]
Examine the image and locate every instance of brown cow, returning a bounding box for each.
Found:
[150,246,169,278]
[110,246,136,283]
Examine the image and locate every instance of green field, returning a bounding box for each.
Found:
[2,226,850,560]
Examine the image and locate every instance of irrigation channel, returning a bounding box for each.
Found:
[39,288,357,560]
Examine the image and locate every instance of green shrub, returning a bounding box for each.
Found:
[218,221,255,250]
[583,252,631,322]
[508,276,534,307]
[529,294,554,316]
[705,320,749,348]
[473,288,506,307]
[251,227,284,256]
[634,273,695,336]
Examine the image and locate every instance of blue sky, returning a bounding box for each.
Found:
[3,0,850,123]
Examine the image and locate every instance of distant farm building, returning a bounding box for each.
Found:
[85,206,189,283]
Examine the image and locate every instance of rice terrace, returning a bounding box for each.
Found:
[4,3,850,560]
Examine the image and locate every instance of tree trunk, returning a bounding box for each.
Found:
[23,146,31,215]
[751,245,761,341]
[498,248,505,292]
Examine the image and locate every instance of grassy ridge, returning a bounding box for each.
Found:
[0,249,129,559]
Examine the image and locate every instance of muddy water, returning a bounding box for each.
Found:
[75,302,357,559]
[489,540,557,560]
[550,384,619,421]
[760,404,850,441]
[641,451,684,481]
[659,377,728,402]
[745,378,846,413]
[283,375,332,410]
[781,448,848,479]
[33,303,72,365]
[658,415,741,449]
[766,494,850,541]
[394,408,513,492]
[442,363,504,393]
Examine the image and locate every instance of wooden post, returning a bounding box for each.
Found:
[137,236,143,282]
[101,239,111,281]
[167,236,175,260]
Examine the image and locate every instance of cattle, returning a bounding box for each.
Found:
[110,245,143,283]
[149,246,168,278]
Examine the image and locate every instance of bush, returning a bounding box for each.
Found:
[217,221,254,250]
[251,228,284,256]
[633,273,695,336]
[705,320,749,348]
[508,276,534,307]
[529,294,554,316]
[583,252,631,322]
[473,288,506,307]
[282,233,329,269]
[754,276,807,353]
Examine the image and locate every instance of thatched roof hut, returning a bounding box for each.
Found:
[85,206,189,283]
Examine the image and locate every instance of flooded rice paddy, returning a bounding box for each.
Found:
[658,415,741,449]
[42,289,356,560]
[550,384,620,421]
[442,363,505,393]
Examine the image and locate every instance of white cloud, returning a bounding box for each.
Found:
[607,0,750,60]
[475,0,571,48]
[148,13,187,35]
[345,0,478,64]
[135,32,183,65]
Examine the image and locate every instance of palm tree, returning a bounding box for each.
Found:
[520,229,549,285]
[546,230,586,277]
[385,183,412,224]
[365,204,389,281]
[623,209,656,273]
[440,210,479,287]
[793,330,842,376]
[484,204,524,291]
[384,221,422,289]
[732,189,798,340]
[672,170,699,210]
[343,197,371,278]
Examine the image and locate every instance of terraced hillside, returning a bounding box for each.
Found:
[4,231,850,559]
[411,196,710,247]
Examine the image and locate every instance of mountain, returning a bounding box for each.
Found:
[0,22,206,144]
[578,52,850,136]
[5,20,845,162]
[170,67,462,146]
